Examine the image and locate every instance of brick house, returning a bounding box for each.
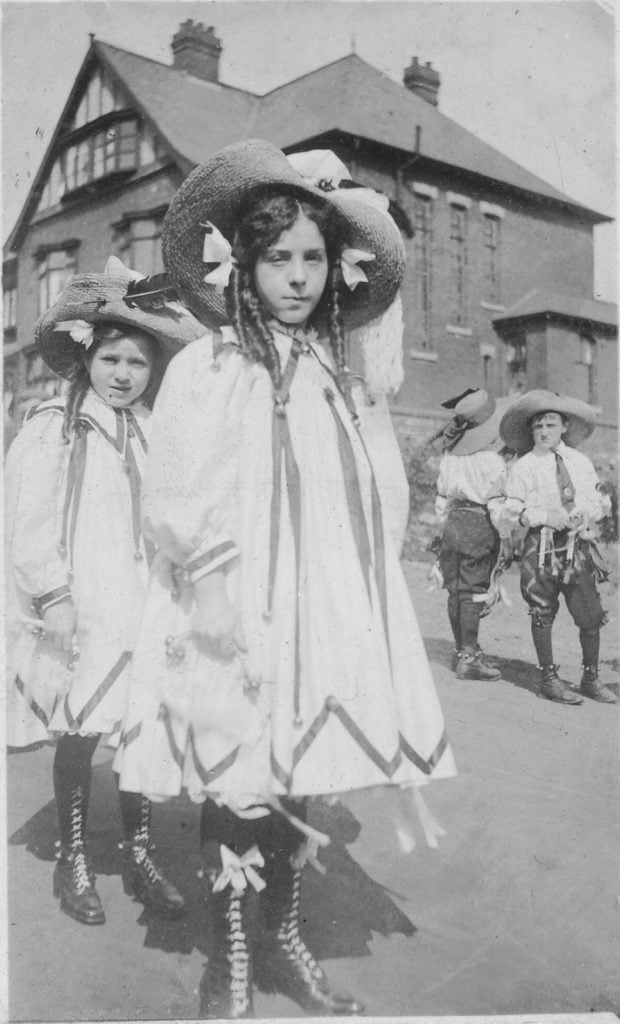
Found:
[3,21,617,450]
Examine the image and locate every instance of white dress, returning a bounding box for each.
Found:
[115,329,456,808]
[5,389,152,747]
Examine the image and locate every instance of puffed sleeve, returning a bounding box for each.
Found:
[573,452,610,522]
[434,453,450,527]
[503,456,548,528]
[482,451,511,537]
[142,336,254,581]
[5,408,72,609]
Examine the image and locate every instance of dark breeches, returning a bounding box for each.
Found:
[520,531,606,630]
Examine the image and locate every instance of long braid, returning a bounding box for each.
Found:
[324,266,358,419]
[228,266,282,390]
[61,366,90,443]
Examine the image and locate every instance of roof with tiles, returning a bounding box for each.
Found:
[97,43,606,219]
[493,289,617,328]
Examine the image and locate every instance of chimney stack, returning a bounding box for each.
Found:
[403,57,440,106]
[172,21,222,82]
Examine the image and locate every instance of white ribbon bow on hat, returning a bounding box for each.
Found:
[340,247,375,290]
[202,222,237,294]
[54,318,95,349]
[211,844,266,894]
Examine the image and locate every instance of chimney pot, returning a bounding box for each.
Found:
[403,56,440,106]
[172,20,222,83]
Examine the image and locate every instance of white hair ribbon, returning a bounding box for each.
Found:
[54,319,95,349]
[201,222,236,294]
[104,255,144,282]
[211,844,266,894]
[340,247,375,291]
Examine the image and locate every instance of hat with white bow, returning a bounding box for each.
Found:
[161,139,406,330]
[35,257,205,378]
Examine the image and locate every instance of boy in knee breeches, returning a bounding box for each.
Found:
[500,389,614,705]
[434,389,515,681]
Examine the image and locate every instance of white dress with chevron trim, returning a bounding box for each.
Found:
[5,389,152,747]
[115,329,457,807]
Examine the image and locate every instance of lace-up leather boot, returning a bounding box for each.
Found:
[53,842,105,925]
[119,840,186,917]
[539,665,583,705]
[254,849,364,1015]
[456,647,501,681]
[580,666,618,704]
[198,862,257,1019]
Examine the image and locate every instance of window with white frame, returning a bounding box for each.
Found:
[115,212,166,277]
[575,333,597,404]
[412,191,434,349]
[3,286,17,330]
[483,215,501,303]
[448,194,470,326]
[504,334,527,396]
[37,248,77,314]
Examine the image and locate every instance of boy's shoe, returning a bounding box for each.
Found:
[450,647,462,672]
[580,667,618,704]
[119,841,186,917]
[456,648,501,681]
[539,665,583,705]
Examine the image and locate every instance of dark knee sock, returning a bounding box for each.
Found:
[579,628,600,670]
[531,620,554,667]
[459,596,481,650]
[447,593,461,647]
[118,787,151,844]
[53,733,100,847]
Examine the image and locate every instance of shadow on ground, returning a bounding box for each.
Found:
[423,634,542,697]
[8,758,416,962]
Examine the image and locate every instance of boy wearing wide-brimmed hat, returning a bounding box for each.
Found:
[500,389,614,704]
[434,388,515,680]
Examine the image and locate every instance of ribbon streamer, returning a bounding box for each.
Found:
[212,844,266,893]
[290,837,327,875]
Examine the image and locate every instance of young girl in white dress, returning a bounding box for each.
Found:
[115,140,457,1017]
[5,259,203,925]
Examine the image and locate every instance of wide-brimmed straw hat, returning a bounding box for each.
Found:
[499,389,600,454]
[437,388,515,456]
[35,257,205,379]
[161,139,406,331]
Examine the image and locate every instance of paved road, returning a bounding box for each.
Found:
[4,561,620,1021]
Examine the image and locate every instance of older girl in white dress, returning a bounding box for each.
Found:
[115,141,457,1018]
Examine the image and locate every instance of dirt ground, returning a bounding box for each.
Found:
[4,559,620,1022]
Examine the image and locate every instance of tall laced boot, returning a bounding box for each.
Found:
[580,666,618,704]
[253,843,364,1015]
[52,784,105,925]
[198,843,261,1019]
[118,794,186,917]
[539,665,583,705]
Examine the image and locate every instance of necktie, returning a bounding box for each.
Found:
[554,450,575,511]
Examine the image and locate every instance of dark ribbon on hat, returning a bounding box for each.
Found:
[438,415,473,452]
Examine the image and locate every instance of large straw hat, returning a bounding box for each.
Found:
[437,389,515,456]
[161,139,406,331]
[35,257,205,379]
[499,389,600,454]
